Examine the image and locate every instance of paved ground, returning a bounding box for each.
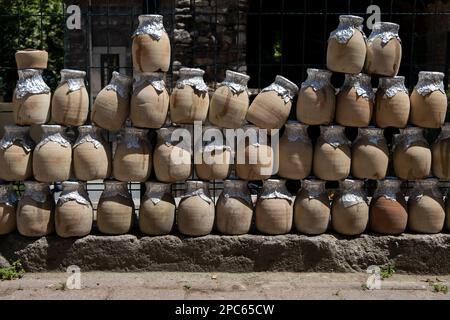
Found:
[1,272,449,300]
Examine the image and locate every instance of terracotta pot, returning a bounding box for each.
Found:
[91,71,132,132]
[393,127,431,180]
[12,69,51,125]
[216,179,253,235]
[327,15,367,74]
[294,179,330,235]
[177,181,215,236]
[446,197,450,231]
[313,125,351,181]
[432,123,450,179]
[55,181,93,238]
[369,178,407,235]
[15,49,48,69]
[296,69,335,125]
[51,69,89,127]
[336,73,374,127]
[0,184,18,235]
[132,14,171,73]
[33,125,72,183]
[235,125,274,180]
[139,182,175,235]
[375,76,410,128]
[96,180,134,235]
[153,127,192,182]
[73,125,111,181]
[410,71,447,128]
[16,181,54,237]
[331,179,368,236]
[209,70,250,129]
[366,22,402,77]
[351,127,389,180]
[408,179,444,234]
[278,121,312,179]
[170,68,209,124]
[0,125,34,181]
[113,127,151,182]
[247,75,298,129]
[130,72,169,129]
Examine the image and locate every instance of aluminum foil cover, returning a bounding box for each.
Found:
[284,122,310,143]
[261,75,299,103]
[15,69,50,99]
[393,127,427,151]
[23,182,51,203]
[414,71,445,96]
[320,125,349,148]
[373,179,402,201]
[120,127,149,149]
[354,127,385,145]
[329,15,365,44]
[133,72,166,94]
[144,182,172,205]
[60,69,86,92]
[409,179,442,200]
[0,125,34,152]
[73,126,103,149]
[102,181,131,199]
[181,181,212,204]
[222,180,252,205]
[341,73,374,101]
[36,125,70,150]
[176,68,208,94]
[339,179,366,208]
[368,22,401,46]
[302,179,326,199]
[0,185,18,207]
[105,71,132,99]
[260,179,293,203]
[58,182,91,207]
[301,69,333,92]
[218,70,250,94]
[132,14,165,40]
[378,76,408,98]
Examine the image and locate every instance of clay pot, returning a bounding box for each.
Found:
[331,179,368,236]
[294,179,330,235]
[327,15,367,74]
[336,73,374,127]
[12,69,51,125]
[91,71,132,132]
[153,127,192,182]
[446,197,450,231]
[408,179,445,234]
[55,181,93,238]
[369,178,407,235]
[375,76,410,128]
[177,181,215,236]
[170,68,209,124]
[313,125,351,181]
[73,125,111,181]
[209,70,250,128]
[51,69,89,127]
[278,121,312,179]
[256,179,293,235]
[96,180,134,235]
[15,49,48,69]
[0,184,18,235]
[132,14,171,73]
[216,179,253,235]
[130,72,169,129]
[0,125,34,181]
[235,125,274,180]
[432,123,450,179]
[393,127,431,180]
[16,181,54,237]
[351,127,389,180]
[113,127,152,182]
[296,69,335,125]
[33,125,72,183]
[246,75,298,129]
[366,22,402,77]
[410,71,447,128]
[139,182,175,235]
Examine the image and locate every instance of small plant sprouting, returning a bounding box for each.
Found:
[433,283,448,294]
[56,282,67,291]
[380,265,396,280]
[0,261,25,281]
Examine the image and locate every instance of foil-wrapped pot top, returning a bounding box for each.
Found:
[144,181,172,205]
[410,178,442,199]
[0,184,18,207]
[261,75,299,103]
[73,125,104,149]
[320,125,349,148]
[60,69,86,92]
[0,125,34,152]
[354,127,385,145]
[260,179,293,203]
[120,127,149,149]
[102,180,131,199]
[15,69,50,99]
[368,22,401,46]
[218,70,250,94]
[23,181,51,203]
[105,71,132,99]
[181,181,212,204]
[301,68,333,92]
[133,72,166,94]
[284,121,310,143]
[339,179,366,208]
[373,178,402,201]
[414,71,445,96]
[329,15,365,44]
[37,125,70,149]
[341,73,375,101]
[394,126,427,150]
[176,68,208,94]
[222,179,252,205]
[301,179,326,199]
[133,14,166,40]
[58,181,91,206]
[378,76,408,98]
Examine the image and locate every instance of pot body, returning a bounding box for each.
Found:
[92,89,129,131]
[139,193,175,235]
[33,142,72,183]
[170,86,209,124]
[132,32,171,72]
[410,90,447,129]
[255,198,293,235]
[0,142,33,181]
[56,201,93,238]
[370,195,408,235]
[17,196,54,237]
[97,196,134,235]
[131,85,169,129]
[246,91,292,129]
[13,91,51,125]
[327,34,366,74]
[336,87,373,127]
[331,197,369,236]
[177,196,215,236]
[366,38,402,76]
[375,90,410,128]
[294,190,330,235]
[51,83,89,127]
[209,86,249,129]
[313,139,351,181]
[296,85,335,125]
[408,194,445,234]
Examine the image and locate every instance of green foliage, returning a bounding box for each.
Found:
[433,283,448,294]
[0,261,25,281]
[380,265,396,280]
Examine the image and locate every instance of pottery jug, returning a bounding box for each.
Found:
[0,184,18,235]
[432,123,450,179]
[15,49,48,69]
[375,76,410,128]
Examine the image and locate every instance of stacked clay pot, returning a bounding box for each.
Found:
[15,49,48,69]
[55,181,93,238]
[139,182,175,235]
[0,184,17,235]
[0,125,34,181]
[91,71,132,131]
[177,181,215,236]
[209,70,250,129]
[294,179,330,235]
[16,181,54,237]
[296,68,335,125]
[247,75,298,129]
[432,123,450,179]
[255,179,293,235]
[97,180,135,235]
[369,178,408,235]
[375,76,410,128]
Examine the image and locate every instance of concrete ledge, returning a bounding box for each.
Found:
[1,232,450,274]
